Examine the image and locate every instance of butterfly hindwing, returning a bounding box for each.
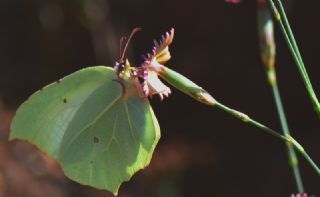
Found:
[10,66,160,195]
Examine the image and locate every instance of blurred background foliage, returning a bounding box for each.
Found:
[0,0,319,196]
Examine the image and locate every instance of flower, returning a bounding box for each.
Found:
[225,0,241,4]
[136,28,175,100]
[291,193,314,197]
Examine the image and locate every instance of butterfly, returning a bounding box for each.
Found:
[10,28,175,195]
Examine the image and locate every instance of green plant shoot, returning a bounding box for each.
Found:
[258,0,303,192]
[267,0,320,117]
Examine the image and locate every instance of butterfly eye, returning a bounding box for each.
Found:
[114,62,126,76]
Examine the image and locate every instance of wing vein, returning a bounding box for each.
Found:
[59,91,121,155]
[103,103,121,152]
[124,101,138,145]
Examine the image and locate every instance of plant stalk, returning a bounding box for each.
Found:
[272,83,304,193]
[257,1,304,192]
[214,101,320,176]
[267,0,320,117]
[159,65,320,176]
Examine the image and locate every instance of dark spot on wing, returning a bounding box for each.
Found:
[93,136,100,143]
[63,98,67,103]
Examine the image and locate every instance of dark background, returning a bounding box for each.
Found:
[0,0,319,196]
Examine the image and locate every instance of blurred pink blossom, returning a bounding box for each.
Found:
[291,194,314,197]
[225,0,241,4]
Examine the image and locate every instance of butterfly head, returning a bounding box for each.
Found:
[114,28,141,78]
[114,28,174,100]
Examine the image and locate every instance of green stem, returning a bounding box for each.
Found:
[275,0,304,66]
[267,0,320,117]
[214,101,286,141]
[159,65,320,176]
[275,0,320,116]
[272,83,304,193]
[214,101,320,176]
[257,2,304,189]
[302,151,320,177]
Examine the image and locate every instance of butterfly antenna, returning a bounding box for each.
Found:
[119,27,142,62]
[119,36,127,63]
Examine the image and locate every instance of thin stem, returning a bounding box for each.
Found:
[213,101,320,176]
[272,83,304,193]
[159,65,320,176]
[302,151,320,177]
[257,1,304,190]
[275,0,320,115]
[267,0,320,117]
[275,0,303,66]
[214,101,286,141]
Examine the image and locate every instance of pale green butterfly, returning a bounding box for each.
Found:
[10,28,175,195]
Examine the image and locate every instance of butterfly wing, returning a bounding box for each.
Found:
[10,66,160,195]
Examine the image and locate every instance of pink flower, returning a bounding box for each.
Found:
[291,193,314,197]
[136,28,175,100]
[114,28,175,100]
[225,0,241,4]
